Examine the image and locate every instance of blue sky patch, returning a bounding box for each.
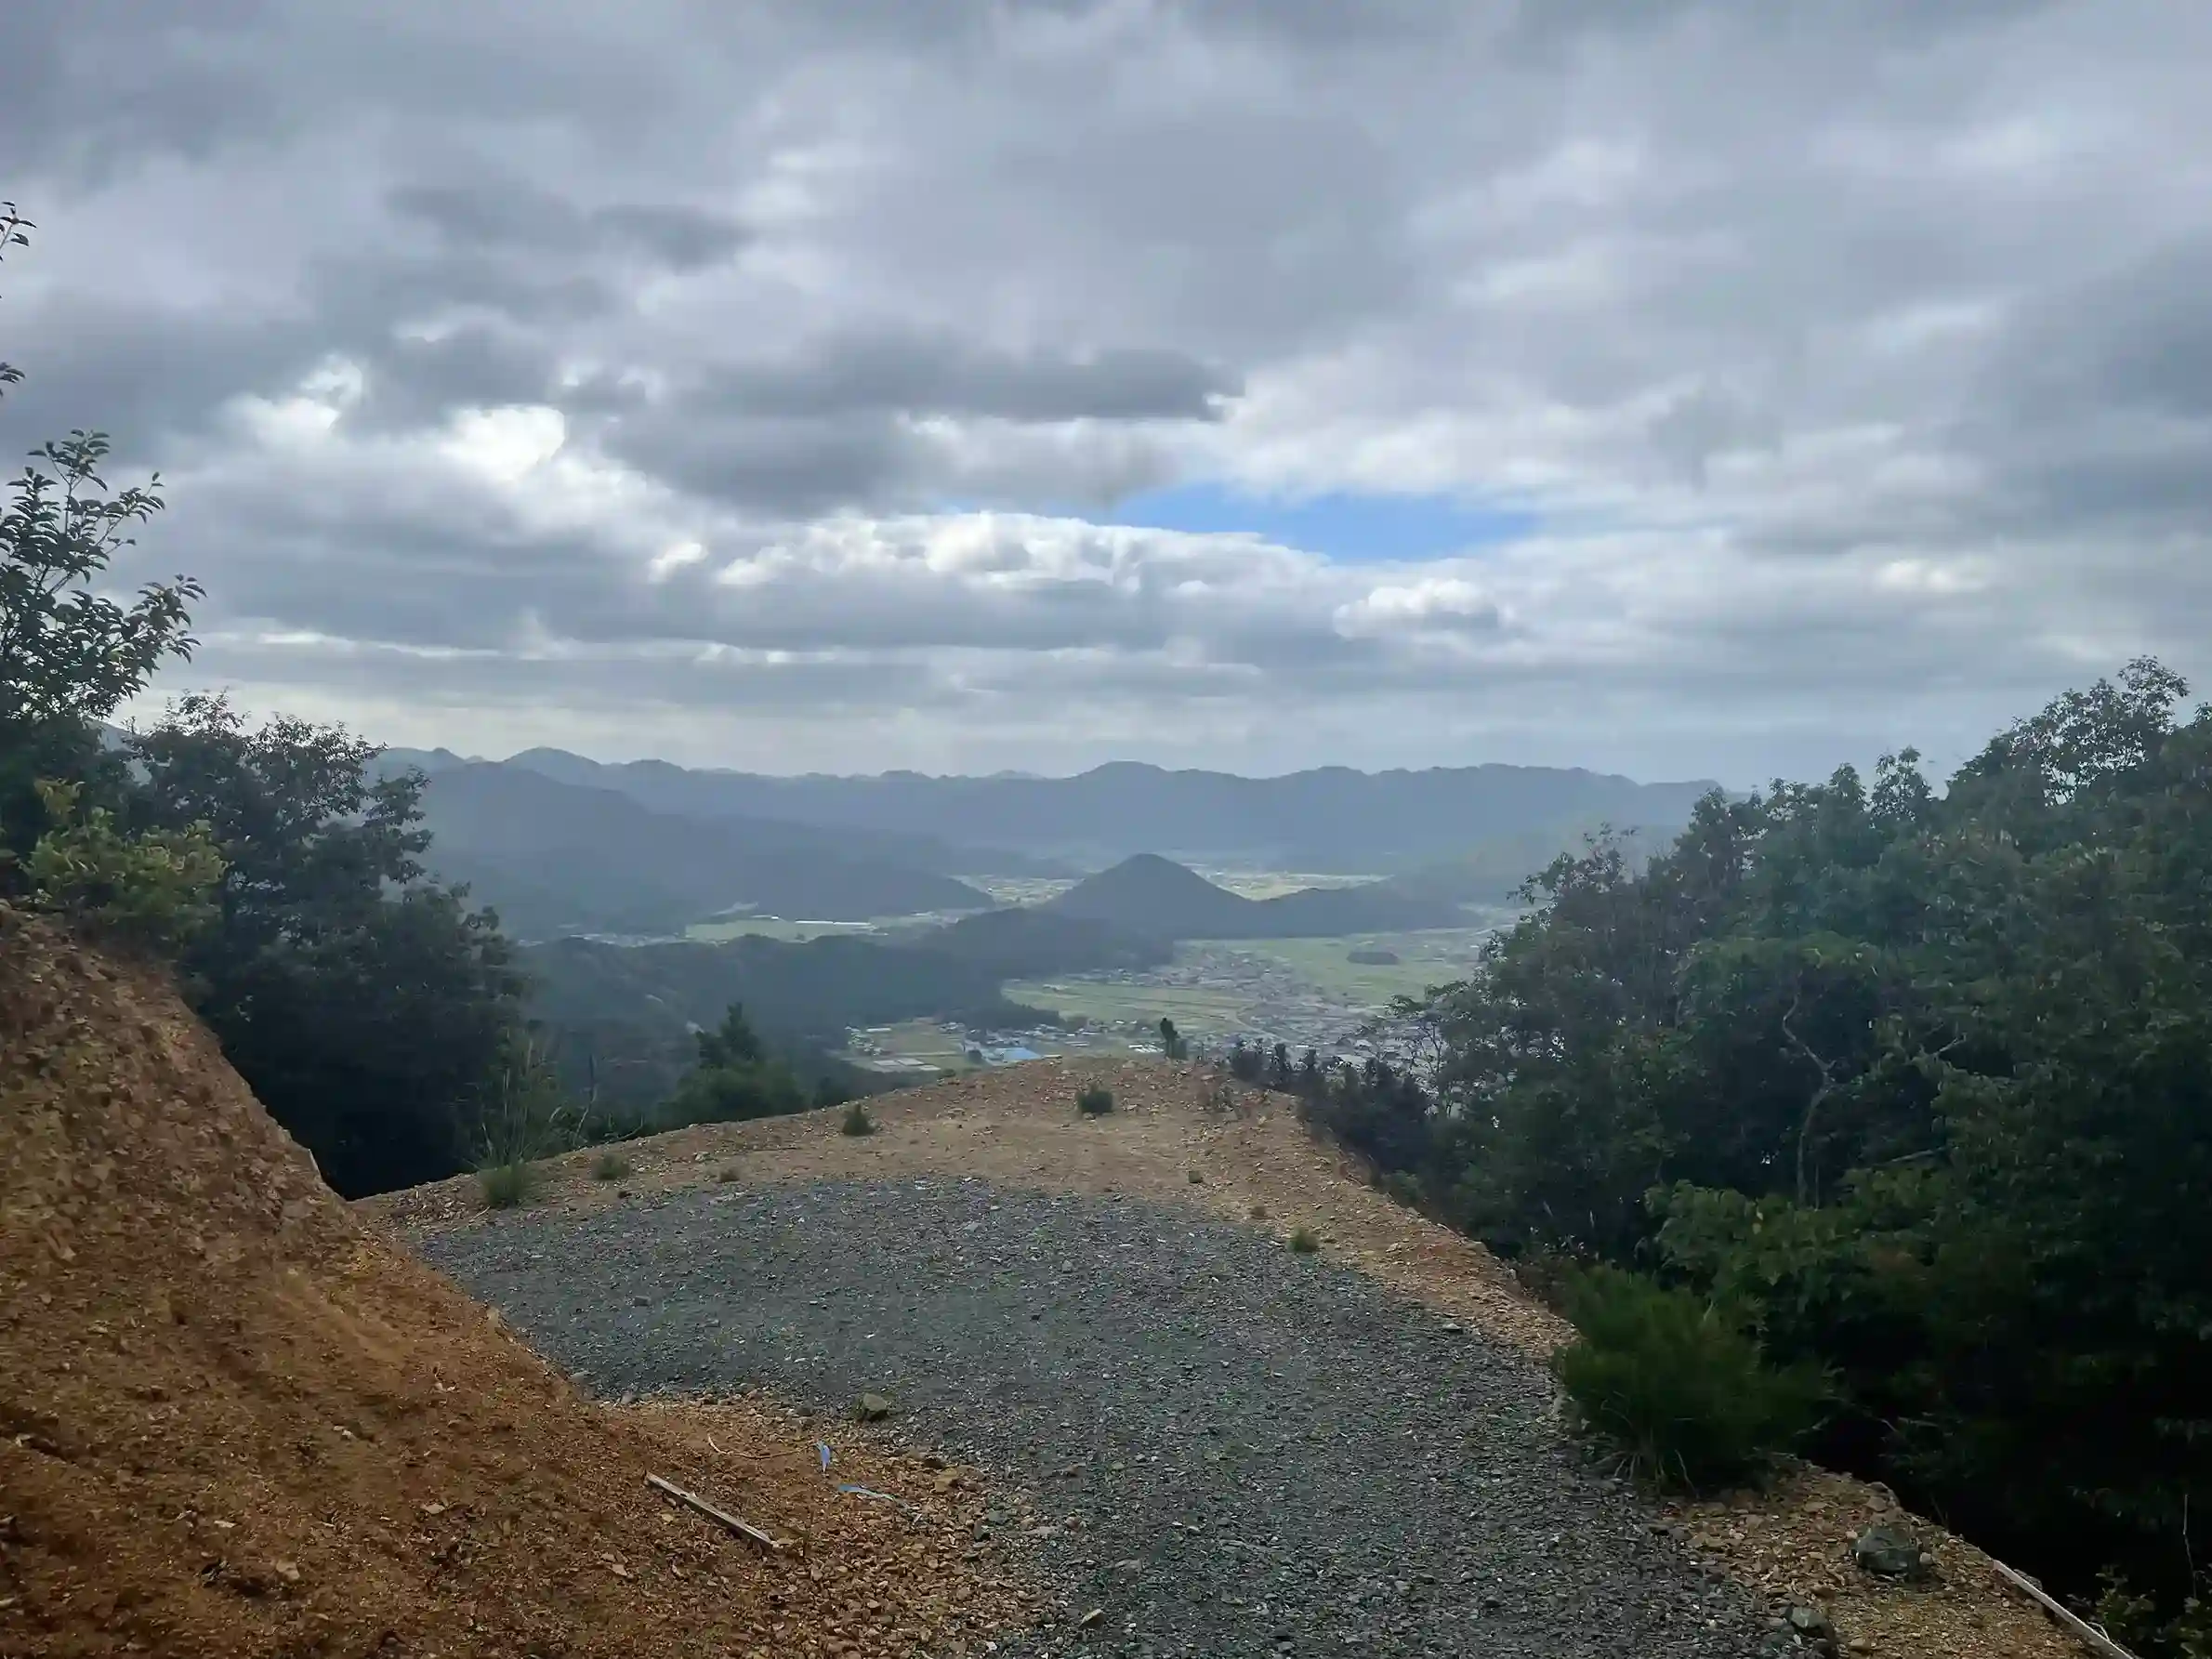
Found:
[1102,481,1537,561]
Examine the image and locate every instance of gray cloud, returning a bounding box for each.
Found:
[3,0,2205,781]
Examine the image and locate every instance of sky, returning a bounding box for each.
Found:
[6,0,2210,786]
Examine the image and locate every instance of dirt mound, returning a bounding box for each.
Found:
[0,908,1033,1658]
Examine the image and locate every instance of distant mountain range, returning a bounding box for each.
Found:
[407,763,989,939]
[383,746,1717,872]
[1047,854,1453,940]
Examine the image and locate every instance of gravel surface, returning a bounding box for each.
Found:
[421,1178,1780,1657]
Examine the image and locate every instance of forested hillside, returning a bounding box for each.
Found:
[1315,660,2212,1653]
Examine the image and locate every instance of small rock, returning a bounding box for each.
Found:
[855,1391,896,1422]
[1785,1602,1834,1641]
[272,1560,301,1585]
[1851,1521,1932,1582]
[1077,1607,1103,1627]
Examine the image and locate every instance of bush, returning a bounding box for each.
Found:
[1288,1227,1321,1254]
[590,1149,633,1182]
[478,1160,536,1209]
[839,1099,876,1137]
[1551,1265,1826,1492]
[17,778,222,946]
[1075,1085,1114,1116]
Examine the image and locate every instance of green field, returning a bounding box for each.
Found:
[683,915,885,942]
[1003,977,1258,1033]
[1195,929,1491,1003]
[1192,869,1382,899]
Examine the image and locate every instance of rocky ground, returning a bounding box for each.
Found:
[377,1059,2087,1659]
[424,1180,1775,1657]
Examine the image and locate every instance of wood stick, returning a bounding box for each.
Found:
[1989,1558,2139,1659]
[647,1473,781,1552]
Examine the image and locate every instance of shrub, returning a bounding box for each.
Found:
[478,1160,535,1210]
[840,1099,876,1137]
[1075,1085,1114,1116]
[1551,1265,1827,1492]
[18,778,222,946]
[1288,1227,1321,1254]
[590,1149,633,1182]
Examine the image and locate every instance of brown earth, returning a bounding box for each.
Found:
[375,1057,2094,1659]
[0,907,1037,1659]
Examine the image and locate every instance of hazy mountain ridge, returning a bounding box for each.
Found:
[389,746,1718,871]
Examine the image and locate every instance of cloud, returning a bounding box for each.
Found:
[1,0,2205,783]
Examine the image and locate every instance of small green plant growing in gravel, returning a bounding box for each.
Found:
[715,1165,741,1182]
[1075,1085,1115,1117]
[1248,1203,1270,1221]
[590,1149,633,1181]
[1188,1167,1205,1184]
[478,1160,535,1209]
[840,1099,877,1137]
[1551,1264,1827,1493]
[1287,1226,1322,1254]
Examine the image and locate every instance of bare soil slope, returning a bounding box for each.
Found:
[376,1058,2087,1659]
[0,907,1032,1658]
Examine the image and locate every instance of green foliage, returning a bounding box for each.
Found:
[0,208,203,880]
[474,1029,586,1171]
[839,1099,876,1137]
[1075,1084,1114,1116]
[1380,659,2212,1643]
[590,1150,633,1182]
[125,696,524,1197]
[1287,1226,1321,1254]
[477,1161,536,1210]
[1551,1265,1827,1492]
[657,1002,810,1129]
[17,777,222,945]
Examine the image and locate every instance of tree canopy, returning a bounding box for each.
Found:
[1380,659,2212,1649]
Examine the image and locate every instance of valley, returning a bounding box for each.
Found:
[831,919,1506,1080]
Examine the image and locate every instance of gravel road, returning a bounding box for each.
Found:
[420,1178,1779,1657]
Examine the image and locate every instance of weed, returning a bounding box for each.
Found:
[478,1160,536,1210]
[1075,1085,1115,1117]
[1288,1226,1321,1254]
[715,1165,741,1183]
[590,1149,633,1182]
[1188,1167,1205,1184]
[1248,1203,1270,1221]
[840,1099,877,1137]
[1551,1264,1827,1493]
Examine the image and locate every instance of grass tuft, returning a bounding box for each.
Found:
[1287,1226,1321,1254]
[478,1160,536,1210]
[1075,1085,1115,1117]
[590,1149,633,1182]
[840,1099,877,1137]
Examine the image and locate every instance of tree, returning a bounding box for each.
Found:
[126,696,521,1196]
[0,204,201,871]
[659,1001,808,1128]
[1388,663,2212,1652]
[1157,1015,1185,1060]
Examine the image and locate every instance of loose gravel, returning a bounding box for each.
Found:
[420,1178,1779,1657]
